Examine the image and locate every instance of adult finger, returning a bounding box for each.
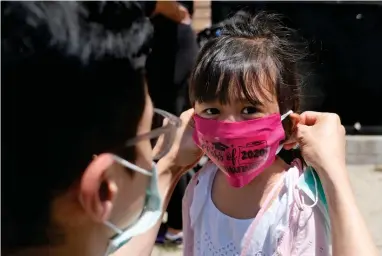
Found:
[340,124,346,136]
[295,121,315,146]
[152,116,170,157]
[180,108,195,128]
[179,108,194,120]
[299,111,324,126]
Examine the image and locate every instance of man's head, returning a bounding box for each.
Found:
[2,1,157,253]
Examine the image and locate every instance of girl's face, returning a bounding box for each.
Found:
[194,90,280,122]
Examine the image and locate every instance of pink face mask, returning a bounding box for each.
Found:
[193,111,292,188]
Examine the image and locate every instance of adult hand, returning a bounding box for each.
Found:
[153,1,191,25]
[295,112,380,256]
[159,108,203,176]
[295,111,346,181]
[114,109,202,256]
[170,109,203,169]
[176,4,192,25]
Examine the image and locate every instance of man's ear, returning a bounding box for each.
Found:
[79,153,118,223]
[283,113,300,150]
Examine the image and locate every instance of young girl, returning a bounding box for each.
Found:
[183,11,330,255]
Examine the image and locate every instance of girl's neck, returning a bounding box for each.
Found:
[211,157,289,219]
[246,157,289,190]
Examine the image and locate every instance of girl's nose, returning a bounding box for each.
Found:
[219,114,243,122]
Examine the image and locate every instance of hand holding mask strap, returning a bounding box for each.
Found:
[276,110,320,208]
[103,155,163,256]
[276,110,294,155]
[277,110,320,209]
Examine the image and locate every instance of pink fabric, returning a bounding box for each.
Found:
[182,160,330,256]
[182,167,200,255]
[193,114,286,188]
[240,173,286,255]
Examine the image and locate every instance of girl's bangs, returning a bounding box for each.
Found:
[190,57,277,106]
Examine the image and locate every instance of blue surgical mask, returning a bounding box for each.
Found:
[298,166,327,209]
[298,166,330,234]
[103,155,163,256]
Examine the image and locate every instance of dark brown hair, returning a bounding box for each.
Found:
[190,11,308,138]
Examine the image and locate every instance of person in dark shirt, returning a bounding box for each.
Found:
[138,0,199,245]
[138,1,192,25]
[145,1,197,116]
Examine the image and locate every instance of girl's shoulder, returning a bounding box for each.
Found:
[182,159,217,229]
[186,159,217,189]
[183,159,215,199]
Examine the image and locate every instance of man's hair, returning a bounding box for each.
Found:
[2,1,152,251]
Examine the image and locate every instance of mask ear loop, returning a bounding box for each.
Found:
[103,156,155,234]
[276,144,284,155]
[112,155,153,176]
[276,110,294,155]
[281,110,318,208]
[303,168,319,208]
[281,110,293,120]
[105,221,124,235]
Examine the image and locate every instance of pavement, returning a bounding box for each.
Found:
[152,164,382,256]
[347,165,382,255]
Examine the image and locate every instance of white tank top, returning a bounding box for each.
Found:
[192,165,286,255]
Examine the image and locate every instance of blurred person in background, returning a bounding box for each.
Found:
[139,1,199,245]
[145,1,197,116]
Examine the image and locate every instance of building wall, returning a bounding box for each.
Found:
[192,1,211,32]
[209,2,382,129]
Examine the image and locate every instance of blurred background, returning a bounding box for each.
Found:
[195,1,382,134]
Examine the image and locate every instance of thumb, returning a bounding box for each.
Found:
[296,123,312,145]
[299,111,324,126]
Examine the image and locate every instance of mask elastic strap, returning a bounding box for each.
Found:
[281,110,293,121]
[103,157,153,237]
[276,144,283,155]
[276,110,294,155]
[113,155,153,176]
[105,221,123,235]
[303,168,319,208]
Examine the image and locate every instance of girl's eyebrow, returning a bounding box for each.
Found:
[197,100,223,107]
[199,99,218,104]
[235,97,262,106]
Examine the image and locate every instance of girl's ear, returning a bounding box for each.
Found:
[283,113,300,150]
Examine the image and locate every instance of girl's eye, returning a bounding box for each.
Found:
[242,107,257,115]
[204,108,220,115]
